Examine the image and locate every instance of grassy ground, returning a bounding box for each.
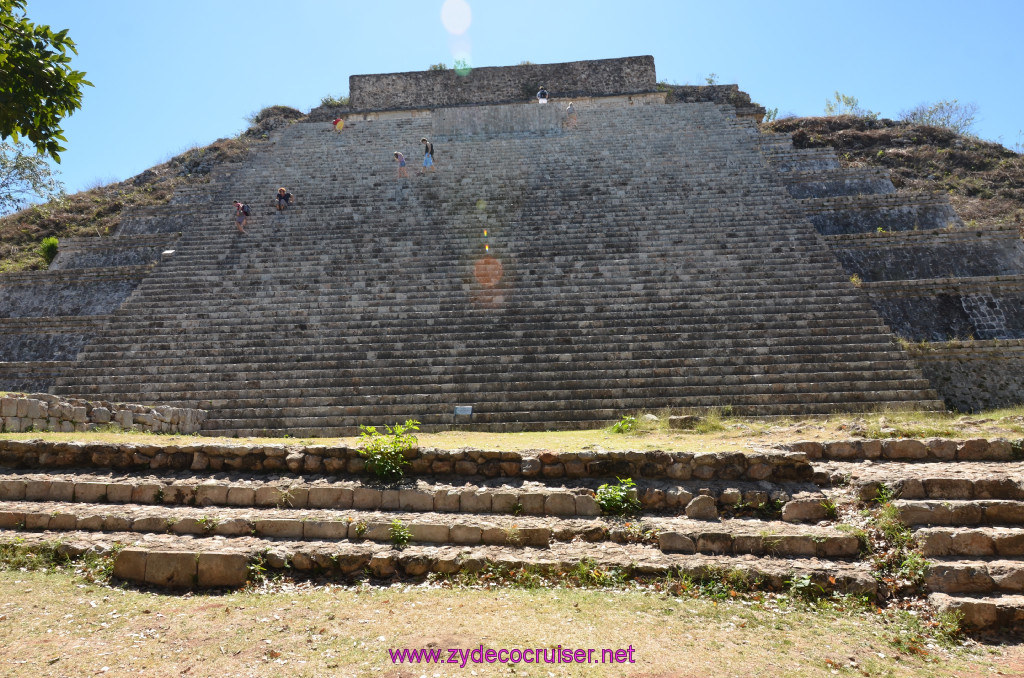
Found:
[2,407,1023,453]
[0,565,1018,678]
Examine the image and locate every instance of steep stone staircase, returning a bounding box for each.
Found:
[0,435,1019,632]
[41,94,940,434]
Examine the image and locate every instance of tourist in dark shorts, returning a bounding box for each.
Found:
[276,187,293,211]
[233,201,249,234]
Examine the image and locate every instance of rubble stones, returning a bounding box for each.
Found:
[0,394,205,435]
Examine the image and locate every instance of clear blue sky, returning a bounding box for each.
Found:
[27,0,1024,195]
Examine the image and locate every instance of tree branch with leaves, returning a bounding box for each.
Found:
[0,0,92,162]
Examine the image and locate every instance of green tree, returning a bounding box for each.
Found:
[0,0,92,162]
[824,91,879,119]
[0,140,63,215]
[899,99,978,135]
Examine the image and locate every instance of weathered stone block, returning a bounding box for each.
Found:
[684,495,718,520]
[781,499,828,523]
[195,484,229,507]
[255,519,303,539]
[409,523,449,543]
[0,480,26,501]
[353,487,382,509]
[225,486,255,506]
[460,490,492,513]
[449,524,482,544]
[73,482,108,503]
[308,486,353,509]
[145,551,197,588]
[112,549,148,582]
[658,532,696,553]
[197,552,248,588]
[544,493,576,516]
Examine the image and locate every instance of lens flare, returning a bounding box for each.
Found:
[476,199,487,210]
[483,229,488,236]
[484,243,489,251]
[441,0,471,35]
[474,256,503,287]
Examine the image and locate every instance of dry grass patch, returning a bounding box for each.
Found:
[0,568,1016,677]
[2,407,1024,455]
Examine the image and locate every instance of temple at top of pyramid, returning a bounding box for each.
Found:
[2,56,1022,436]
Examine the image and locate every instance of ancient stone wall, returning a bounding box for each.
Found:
[0,393,206,435]
[865,279,1024,341]
[349,56,656,110]
[0,267,150,318]
[906,341,1024,412]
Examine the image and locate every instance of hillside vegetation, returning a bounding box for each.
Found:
[0,103,319,274]
[762,115,1024,228]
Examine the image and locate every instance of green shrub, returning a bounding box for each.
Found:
[319,94,349,108]
[609,415,638,434]
[38,236,58,264]
[389,518,411,549]
[596,477,640,515]
[358,419,420,480]
[428,62,449,71]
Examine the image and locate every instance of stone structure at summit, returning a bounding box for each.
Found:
[0,56,1020,435]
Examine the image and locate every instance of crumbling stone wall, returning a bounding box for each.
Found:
[0,393,206,434]
[349,56,656,110]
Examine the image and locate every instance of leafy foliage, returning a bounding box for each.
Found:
[0,0,92,161]
[38,235,57,264]
[319,94,349,108]
[609,415,638,434]
[428,62,449,71]
[389,518,411,549]
[0,140,63,215]
[358,419,420,480]
[595,477,640,515]
[824,91,879,119]
[899,99,978,135]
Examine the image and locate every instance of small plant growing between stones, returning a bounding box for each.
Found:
[596,477,640,516]
[510,502,524,516]
[621,522,659,545]
[354,520,368,539]
[359,419,420,481]
[786,573,826,601]
[276,487,295,508]
[609,415,638,434]
[504,525,523,546]
[197,516,219,533]
[389,518,411,549]
[38,236,58,265]
[849,274,863,288]
[820,499,839,521]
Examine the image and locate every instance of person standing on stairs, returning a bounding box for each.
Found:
[564,101,578,128]
[232,201,249,234]
[393,151,408,179]
[276,187,293,210]
[419,138,435,174]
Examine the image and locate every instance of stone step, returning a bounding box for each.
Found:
[925,558,1024,595]
[792,438,1020,463]
[928,592,1024,631]
[0,500,857,558]
[839,462,1024,501]
[0,470,826,518]
[917,527,1024,558]
[897,500,1024,527]
[0,528,878,594]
